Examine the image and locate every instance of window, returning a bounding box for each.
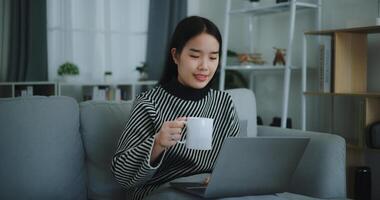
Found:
[47,0,149,82]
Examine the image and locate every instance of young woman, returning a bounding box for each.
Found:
[111,16,240,200]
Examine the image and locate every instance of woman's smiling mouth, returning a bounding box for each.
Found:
[194,74,208,82]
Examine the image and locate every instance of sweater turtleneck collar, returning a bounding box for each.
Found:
[162,78,211,101]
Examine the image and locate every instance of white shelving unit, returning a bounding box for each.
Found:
[0,81,157,102]
[0,82,57,98]
[219,0,321,128]
[225,65,301,90]
[58,80,157,101]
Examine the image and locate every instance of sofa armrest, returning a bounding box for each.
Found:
[257,126,346,199]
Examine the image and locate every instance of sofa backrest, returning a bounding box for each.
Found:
[79,100,133,200]
[0,96,87,200]
[258,126,347,199]
[226,88,257,137]
[228,89,346,198]
[0,89,345,199]
[78,89,257,199]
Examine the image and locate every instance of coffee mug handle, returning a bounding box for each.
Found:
[177,139,186,144]
[177,121,187,144]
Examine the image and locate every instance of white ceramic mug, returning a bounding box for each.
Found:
[178,117,213,150]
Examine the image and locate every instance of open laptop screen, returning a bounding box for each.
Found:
[171,137,309,198]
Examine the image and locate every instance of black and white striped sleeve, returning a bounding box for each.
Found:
[227,94,240,138]
[111,97,164,189]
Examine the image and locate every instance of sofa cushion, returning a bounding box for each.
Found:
[226,89,257,137]
[80,100,133,200]
[258,126,346,199]
[0,96,87,200]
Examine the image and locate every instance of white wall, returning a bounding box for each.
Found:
[189,0,380,198]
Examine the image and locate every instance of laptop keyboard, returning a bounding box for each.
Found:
[170,182,207,195]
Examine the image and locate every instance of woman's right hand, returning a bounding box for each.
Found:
[150,117,186,165]
[154,117,187,149]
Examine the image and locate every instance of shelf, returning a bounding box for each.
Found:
[304,91,380,97]
[0,81,158,101]
[305,25,380,35]
[303,24,380,199]
[229,2,318,16]
[0,85,13,98]
[221,0,321,128]
[225,65,300,71]
[347,144,380,152]
[58,80,157,86]
[58,81,158,101]
[0,81,55,85]
[132,80,158,85]
[0,82,57,98]
[347,144,364,150]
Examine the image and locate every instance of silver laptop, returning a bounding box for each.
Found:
[170,137,310,199]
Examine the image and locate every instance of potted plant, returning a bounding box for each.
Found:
[136,62,148,81]
[57,62,80,82]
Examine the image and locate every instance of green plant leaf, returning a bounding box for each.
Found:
[58,62,79,75]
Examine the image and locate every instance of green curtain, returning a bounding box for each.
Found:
[5,0,48,82]
[0,0,10,82]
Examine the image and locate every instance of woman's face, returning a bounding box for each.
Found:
[171,33,220,89]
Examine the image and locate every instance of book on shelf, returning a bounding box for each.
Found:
[115,89,121,101]
[121,90,130,101]
[91,86,122,101]
[20,86,34,97]
[319,35,333,93]
[358,99,366,147]
[27,86,34,96]
[92,86,106,101]
[21,90,28,97]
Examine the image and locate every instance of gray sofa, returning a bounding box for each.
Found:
[0,88,346,200]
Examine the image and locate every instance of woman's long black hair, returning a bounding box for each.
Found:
[158,16,222,87]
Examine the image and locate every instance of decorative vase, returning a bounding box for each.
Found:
[247,0,260,8]
[251,2,259,7]
[60,75,79,83]
[139,72,148,81]
[246,0,260,8]
[104,72,113,84]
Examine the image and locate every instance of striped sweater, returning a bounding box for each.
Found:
[111,81,240,200]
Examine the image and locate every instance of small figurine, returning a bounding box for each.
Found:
[273,47,286,66]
